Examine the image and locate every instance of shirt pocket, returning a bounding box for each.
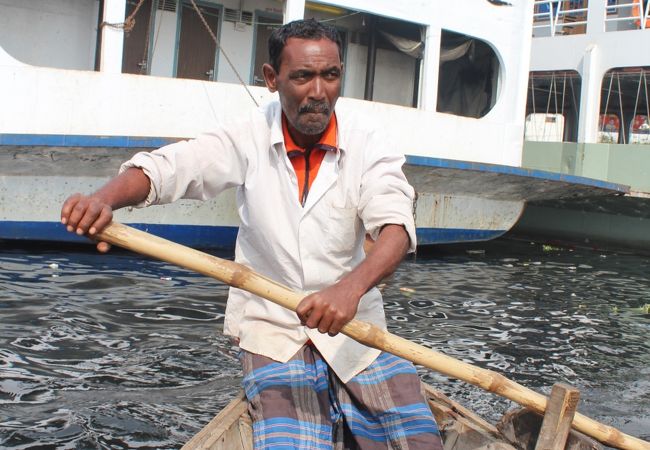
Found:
[326,205,360,255]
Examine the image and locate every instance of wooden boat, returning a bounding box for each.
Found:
[181,382,602,450]
[181,383,512,450]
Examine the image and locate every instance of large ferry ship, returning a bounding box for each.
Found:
[0,0,626,248]
[515,0,650,251]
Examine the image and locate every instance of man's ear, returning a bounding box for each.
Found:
[262,63,278,92]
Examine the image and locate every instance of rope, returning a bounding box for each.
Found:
[531,76,537,116]
[188,0,259,107]
[617,73,626,144]
[560,72,566,116]
[543,73,554,140]
[553,73,559,115]
[545,73,553,116]
[101,0,147,33]
[569,75,578,116]
[602,73,614,134]
[643,69,650,126]
[631,70,643,133]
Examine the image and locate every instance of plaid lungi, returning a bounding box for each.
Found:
[241,345,443,450]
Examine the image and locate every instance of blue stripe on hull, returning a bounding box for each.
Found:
[0,221,239,250]
[405,155,628,192]
[0,134,178,148]
[0,221,503,248]
[416,228,506,245]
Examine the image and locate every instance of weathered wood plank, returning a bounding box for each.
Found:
[535,383,581,450]
[497,408,603,450]
[182,391,248,450]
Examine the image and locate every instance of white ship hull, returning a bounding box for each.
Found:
[0,0,624,248]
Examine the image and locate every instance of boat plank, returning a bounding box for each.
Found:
[535,383,581,450]
[182,391,249,450]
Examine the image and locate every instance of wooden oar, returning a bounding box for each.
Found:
[97,222,649,450]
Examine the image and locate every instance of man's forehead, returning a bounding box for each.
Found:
[282,38,341,64]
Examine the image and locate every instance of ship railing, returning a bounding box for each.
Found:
[605,0,650,31]
[532,0,588,37]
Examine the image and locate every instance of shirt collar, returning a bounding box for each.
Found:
[282,112,338,153]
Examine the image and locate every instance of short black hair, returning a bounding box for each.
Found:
[268,18,343,73]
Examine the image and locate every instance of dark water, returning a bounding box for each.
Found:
[0,239,648,448]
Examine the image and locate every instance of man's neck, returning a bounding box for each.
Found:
[287,125,322,149]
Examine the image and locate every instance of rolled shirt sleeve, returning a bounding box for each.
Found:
[358,134,417,253]
[119,129,248,207]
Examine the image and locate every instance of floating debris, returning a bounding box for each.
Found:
[48,263,59,269]
[399,287,416,294]
[542,244,562,252]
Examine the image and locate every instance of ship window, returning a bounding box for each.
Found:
[605,0,650,32]
[598,114,620,143]
[436,30,500,118]
[601,67,650,144]
[315,9,423,108]
[525,113,566,142]
[630,115,650,144]
[533,0,588,37]
[0,1,100,70]
[524,70,581,142]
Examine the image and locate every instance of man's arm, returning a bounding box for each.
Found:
[60,167,150,251]
[295,223,409,336]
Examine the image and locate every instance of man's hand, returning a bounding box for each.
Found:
[296,224,411,337]
[296,283,361,336]
[60,193,113,252]
[59,167,151,252]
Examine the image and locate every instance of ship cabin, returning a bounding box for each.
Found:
[524,0,650,195]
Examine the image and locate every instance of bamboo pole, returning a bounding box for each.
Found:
[96,222,650,450]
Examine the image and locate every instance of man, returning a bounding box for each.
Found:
[61,19,443,450]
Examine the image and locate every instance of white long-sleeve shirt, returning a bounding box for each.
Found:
[121,100,416,382]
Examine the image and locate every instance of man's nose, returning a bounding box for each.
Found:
[308,76,325,99]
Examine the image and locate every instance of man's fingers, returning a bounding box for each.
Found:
[305,309,323,329]
[96,241,112,253]
[66,197,92,233]
[61,194,83,229]
[328,320,344,337]
[60,193,82,225]
[75,202,104,235]
[296,298,310,324]
[62,195,113,237]
[87,205,113,236]
[318,315,334,334]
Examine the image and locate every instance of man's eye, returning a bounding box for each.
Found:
[323,71,340,80]
[292,72,311,81]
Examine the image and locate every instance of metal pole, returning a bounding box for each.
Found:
[412,58,421,107]
[364,15,376,101]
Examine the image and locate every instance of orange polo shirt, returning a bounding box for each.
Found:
[282,113,338,206]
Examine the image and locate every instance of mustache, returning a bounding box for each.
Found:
[298,101,330,115]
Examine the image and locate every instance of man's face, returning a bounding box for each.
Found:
[263,37,342,142]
